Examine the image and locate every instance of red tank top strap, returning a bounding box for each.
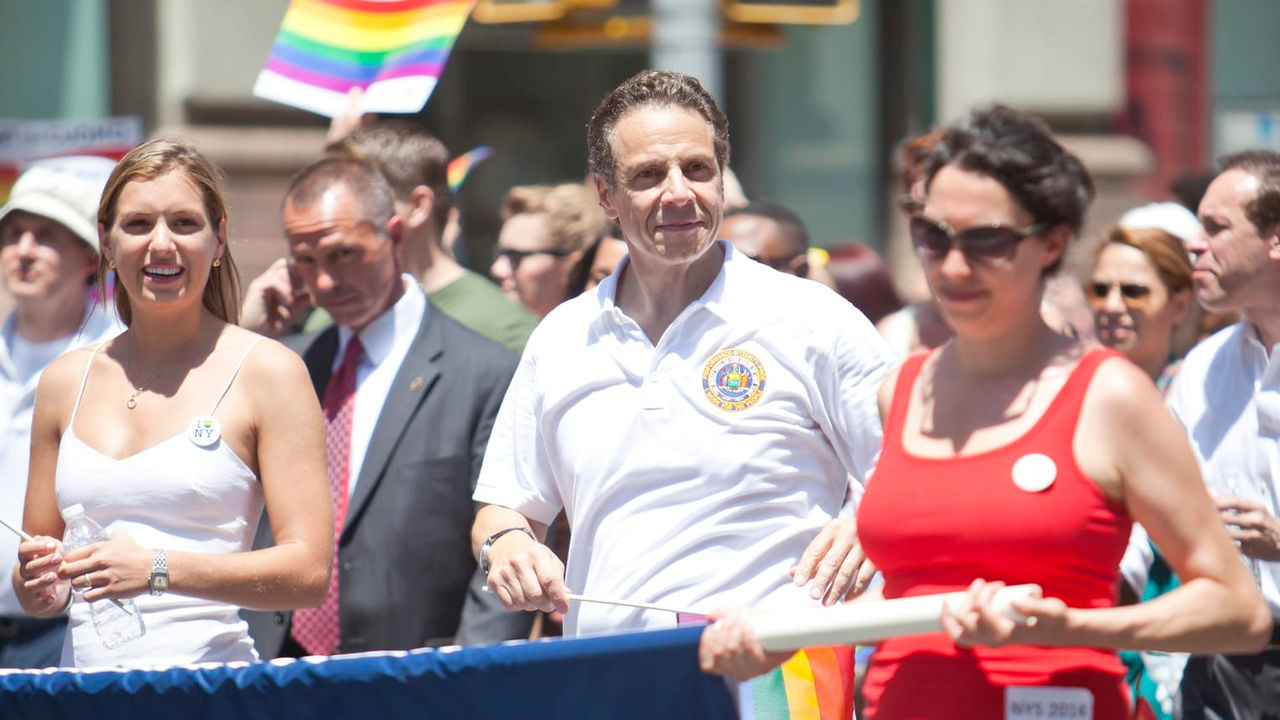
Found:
[1038,346,1123,433]
[883,351,933,453]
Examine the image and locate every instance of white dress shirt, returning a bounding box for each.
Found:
[0,304,122,616]
[474,242,896,637]
[332,275,425,495]
[1167,320,1280,617]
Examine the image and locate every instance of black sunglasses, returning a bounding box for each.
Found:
[1085,281,1152,309]
[495,247,574,271]
[909,215,1047,264]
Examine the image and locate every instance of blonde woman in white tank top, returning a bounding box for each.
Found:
[11,139,331,667]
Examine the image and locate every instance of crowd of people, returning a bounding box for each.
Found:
[0,68,1278,719]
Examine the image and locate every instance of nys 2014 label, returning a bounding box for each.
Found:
[1005,686,1093,720]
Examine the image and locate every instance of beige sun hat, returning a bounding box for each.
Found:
[0,156,118,253]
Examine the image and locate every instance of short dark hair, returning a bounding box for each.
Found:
[587,70,730,190]
[922,104,1094,275]
[284,157,396,236]
[726,199,809,255]
[1219,150,1280,236]
[564,222,622,300]
[326,120,452,235]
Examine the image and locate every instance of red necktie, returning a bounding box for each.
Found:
[291,335,363,656]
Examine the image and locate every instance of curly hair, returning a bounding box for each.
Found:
[587,70,729,191]
[922,105,1094,274]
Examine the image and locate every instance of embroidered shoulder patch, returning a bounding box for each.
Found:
[702,348,766,412]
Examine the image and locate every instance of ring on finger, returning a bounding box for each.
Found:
[77,574,92,590]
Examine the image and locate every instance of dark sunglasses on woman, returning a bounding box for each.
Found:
[909,215,1047,265]
[495,247,574,272]
[1084,281,1152,310]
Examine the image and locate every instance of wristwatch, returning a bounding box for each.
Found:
[148,548,169,596]
[479,527,535,575]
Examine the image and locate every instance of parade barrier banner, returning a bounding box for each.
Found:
[0,625,736,719]
[254,0,477,117]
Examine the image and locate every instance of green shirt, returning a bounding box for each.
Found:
[428,269,539,354]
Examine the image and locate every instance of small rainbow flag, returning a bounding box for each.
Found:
[741,645,855,720]
[254,0,477,118]
[447,145,493,192]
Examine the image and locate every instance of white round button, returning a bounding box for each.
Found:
[188,416,222,447]
[1011,453,1056,493]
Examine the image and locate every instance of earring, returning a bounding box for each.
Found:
[108,260,116,270]
[212,258,221,268]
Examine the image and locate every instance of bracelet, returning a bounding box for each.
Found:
[480,526,535,575]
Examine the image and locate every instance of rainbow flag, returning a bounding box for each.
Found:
[741,646,855,720]
[447,145,492,192]
[254,0,477,118]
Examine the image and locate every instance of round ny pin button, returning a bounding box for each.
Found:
[188,416,222,447]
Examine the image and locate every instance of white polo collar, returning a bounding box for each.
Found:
[591,239,739,330]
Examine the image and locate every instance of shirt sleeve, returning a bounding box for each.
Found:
[473,337,564,526]
[812,302,898,492]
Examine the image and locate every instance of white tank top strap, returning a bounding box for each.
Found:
[207,337,267,416]
[68,341,110,427]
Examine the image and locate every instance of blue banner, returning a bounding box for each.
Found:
[0,626,737,719]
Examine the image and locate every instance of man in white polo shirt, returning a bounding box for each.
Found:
[471,70,894,639]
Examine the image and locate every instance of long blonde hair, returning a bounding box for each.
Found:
[96,138,241,325]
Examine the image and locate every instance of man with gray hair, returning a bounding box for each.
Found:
[0,156,121,666]
[471,70,894,646]
[243,157,518,657]
[1169,150,1280,717]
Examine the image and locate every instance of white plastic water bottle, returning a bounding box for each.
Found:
[60,504,145,648]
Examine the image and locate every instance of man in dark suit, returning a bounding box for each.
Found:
[243,157,518,657]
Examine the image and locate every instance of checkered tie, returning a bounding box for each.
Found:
[291,335,363,656]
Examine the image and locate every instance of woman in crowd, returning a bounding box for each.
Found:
[700,106,1269,719]
[490,182,608,317]
[13,138,331,667]
[1088,217,1197,718]
[1087,225,1193,394]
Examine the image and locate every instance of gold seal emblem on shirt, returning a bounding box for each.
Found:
[702,348,766,412]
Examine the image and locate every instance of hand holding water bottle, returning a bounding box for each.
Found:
[58,505,145,648]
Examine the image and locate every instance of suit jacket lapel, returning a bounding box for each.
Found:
[298,326,339,394]
[341,308,442,540]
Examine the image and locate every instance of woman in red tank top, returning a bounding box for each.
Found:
[700,106,1270,719]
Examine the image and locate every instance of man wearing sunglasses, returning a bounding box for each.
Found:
[1169,150,1280,718]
